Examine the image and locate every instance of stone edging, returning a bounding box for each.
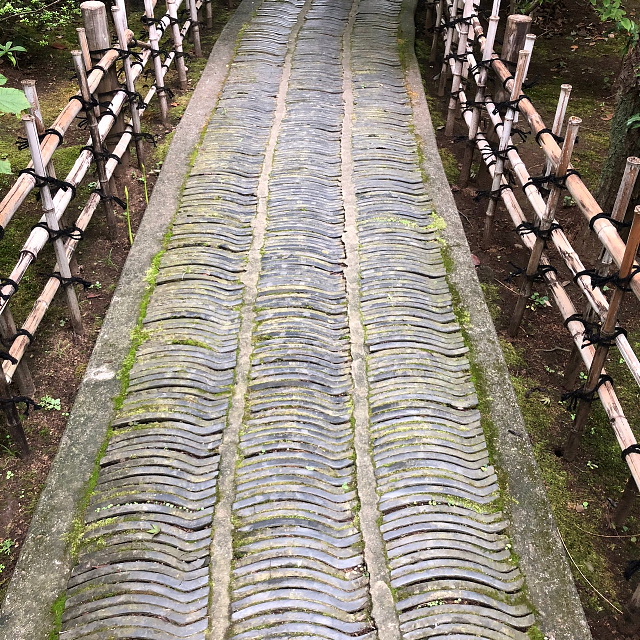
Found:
[399,3,593,638]
[0,0,261,635]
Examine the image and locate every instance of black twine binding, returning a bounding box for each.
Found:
[92,188,126,210]
[15,128,64,151]
[132,131,157,146]
[563,313,627,348]
[32,221,84,242]
[49,272,92,289]
[507,261,557,282]
[535,128,564,146]
[1,329,33,348]
[18,168,77,201]
[81,146,122,164]
[573,265,640,292]
[561,374,614,411]
[589,211,631,232]
[474,184,512,202]
[0,396,41,415]
[491,94,531,115]
[0,278,18,302]
[622,444,640,461]
[516,221,563,241]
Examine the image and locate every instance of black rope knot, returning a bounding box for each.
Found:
[535,128,565,147]
[32,222,84,242]
[474,184,512,202]
[563,313,627,348]
[16,128,64,150]
[588,211,631,233]
[515,220,563,242]
[92,188,127,209]
[81,146,122,164]
[491,94,531,115]
[0,278,19,302]
[0,396,41,415]
[18,168,77,201]
[561,374,614,411]
[573,265,640,292]
[49,272,92,289]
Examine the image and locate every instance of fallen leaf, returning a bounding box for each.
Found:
[570,45,579,51]
[170,102,179,107]
[601,113,614,121]
[471,254,481,267]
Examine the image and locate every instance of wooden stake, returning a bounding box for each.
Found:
[167,0,188,90]
[112,5,145,168]
[496,14,531,102]
[0,368,29,457]
[614,476,638,527]
[0,310,34,398]
[564,207,640,460]
[144,0,170,127]
[205,0,213,29]
[508,116,581,336]
[71,51,118,238]
[437,0,457,96]
[445,0,473,136]
[483,47,531,247]
[22,116,84,335]
[189,0,202,57]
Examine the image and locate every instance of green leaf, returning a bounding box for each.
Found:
[0,75,7,87]
[147,524,161,536]
[0,159,11,174]
[0,86,29,115]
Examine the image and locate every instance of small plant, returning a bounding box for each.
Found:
[586,460,599,470]
[527,292,550,311]
[0,41,26,67]
[124,186,134,246]
[0,539,15,555]
[90,281,102,290]
[39,395,61,411]
[5,470,14,479]
[139,164,150,205]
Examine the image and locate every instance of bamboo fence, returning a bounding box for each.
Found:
[0,0,210,455]
[430,0,640,526]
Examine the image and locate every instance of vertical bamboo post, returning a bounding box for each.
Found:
[0,312,35,398]
[460,14,499,187]
[71,51,118,238]
[508,117,581,336]
[76,27,92,70]
[205,0,213,29]
[167,0,188,90]
[429,0,444,64]
[21,80,57,180]
[111,6,145,168]
[144,0,170,127]
[437,0,457,96]
[22,116,84,335]
[0,368,29,458]
[564,208,640,460]
[482,47,531,247]
[189,0,202,57]
[620,583,640,636]
[445,0,473,136]
[81,0,129,174]
[614,476,638,527]
[543,84,572,178]
[496,14,531,102]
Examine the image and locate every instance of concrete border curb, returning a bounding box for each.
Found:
[0,1,260,635]
[399,3,593,638]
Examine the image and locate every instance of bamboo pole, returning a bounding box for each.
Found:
[167,0,188,90]
[144,0,170,127]
[22,116,84,335]
[0,311,34,397]
[459,14,499,187]
[189,0,202,57]
[429,0,444,64]
[205,0,213,29]
[564,208,640,460]
[112,5,145,168]
[483,47,531,247]
[0,367,29,457]
[21,80,57,181]
[445,0,473,136]
[508,117,581,336]
[543,84,572,178]
[71,51,118,238]
[437,0,457,96]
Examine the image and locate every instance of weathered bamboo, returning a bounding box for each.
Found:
[0,310,34,396]
[564,209,640,460]
[437,0,457,96]
[483,47,531,247]
[112,5,146,168]
[0,368,29,457]
[168,0,189,90]
[429,0,445,64]
[508,116,581,336]
[189,0,202,57]
[445,0,473,136]
[543,84,572,178]
[72,51,119,238]
[496,14,531,103]
[459,14,499,187]
[82,1,129,173]
[205,0,213,28]
[22,116,84,335]
[144,0,170,127]
[21,80,57,180]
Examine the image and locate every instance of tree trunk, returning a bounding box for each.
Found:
[597,43,640,220]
